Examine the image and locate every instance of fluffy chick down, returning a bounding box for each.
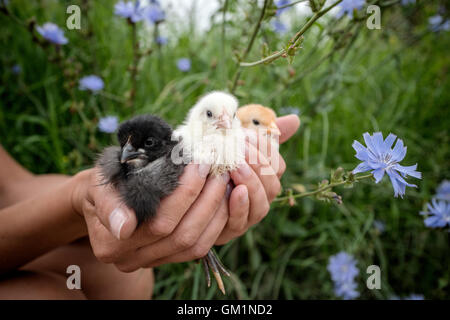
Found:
[174,91,246,176]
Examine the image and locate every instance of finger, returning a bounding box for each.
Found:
[246,143,281,202]
[276,115,300,144]
[83,199,128,263]
[88,168,137,240]
[230,162,270,226]
[141,163,210,240]
[215,184,249,245]
[125,173,230,269]
[148,196,229,266]
[277,155,286,178]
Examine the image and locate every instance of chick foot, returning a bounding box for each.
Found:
[201,249,231,295]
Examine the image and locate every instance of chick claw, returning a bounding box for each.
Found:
[201,249,231,295]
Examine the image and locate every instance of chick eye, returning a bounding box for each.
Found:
[252,119,260,125]
[145,137,156,148]
[206,110,213,118]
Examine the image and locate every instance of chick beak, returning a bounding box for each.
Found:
[267,121,281,136]
[120,141,142,163]
[216,112,232,129]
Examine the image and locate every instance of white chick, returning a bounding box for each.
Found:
[175,91,245,176]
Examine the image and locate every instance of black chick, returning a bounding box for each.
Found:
[97,114,230,295]
[97,114,185,224]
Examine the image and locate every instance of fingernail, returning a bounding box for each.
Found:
[244,128,257,146]
[109,208,127,240]
[226,182,233,199]
[238,163,252,178]
[221,172,230,183]
[240,188,249,205]
[198,164,211,178]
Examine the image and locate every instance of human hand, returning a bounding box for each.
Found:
[72,163,231,272]
[215,115,300,244]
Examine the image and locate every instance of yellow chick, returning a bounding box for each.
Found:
[237,104,281,137]
[237,104,281,153]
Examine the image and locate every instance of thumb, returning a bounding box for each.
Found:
[88,168,138,240]
[107,205,138,240]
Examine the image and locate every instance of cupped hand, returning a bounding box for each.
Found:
[72,114,300,270]
[73,163,231,272]
[215,114,300,244]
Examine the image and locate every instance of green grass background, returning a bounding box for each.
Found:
[0,0,449,299]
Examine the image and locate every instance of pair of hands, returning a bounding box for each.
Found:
[72,115,300,272]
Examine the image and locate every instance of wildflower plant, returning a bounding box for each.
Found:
[79,75,104,93]
[1,0,448,300]
[420,199,450,229]
[436,180,450,201]
[276,132,421,204]
[328,252,360,300]
[36,22,68,45]
[98,116,119,134]
[420,180,450,230]
[177,58,191,72]
[335,0,366,19]
[113,0,167,107]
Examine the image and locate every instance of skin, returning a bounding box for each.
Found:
[0,115,300,299]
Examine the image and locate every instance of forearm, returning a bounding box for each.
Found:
[0,175,88,274]
[0,174,70,209]
[0,146,33,189]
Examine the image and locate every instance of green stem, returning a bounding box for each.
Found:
[277,0,309,11]
[0,5,26,27]
[128,22,139,108]
[98,91,126,103]
[153,22,164,89]
[230,0,269,93]
[221,0,229,87]
[274,173,373,202]
[380,0,400,6]
[243,0,269,59]
[240,0,343,68]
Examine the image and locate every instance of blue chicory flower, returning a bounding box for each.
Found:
[36,22,68,45]
[145,4,165,23]
[272,20,288,34]
[352,132,421,198]
[373,220,385,233]
[420,199,450,229]
[429,15,450,32]
[12,64,21,75]
[114,0,145,23]
[335,0,365,19]
[177,58,191,72]
[156,36,168,45]
[328,252,360,300]
[333,279,360,300]
[276,0,291,16]
[435,180,450,201]
[98,116,119,134]
[328,252,359,283]
[114,1,134,18]
[390,293,425,300]
[79,75,104,93]
[404,294,424,300]
[401,0,415,5]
